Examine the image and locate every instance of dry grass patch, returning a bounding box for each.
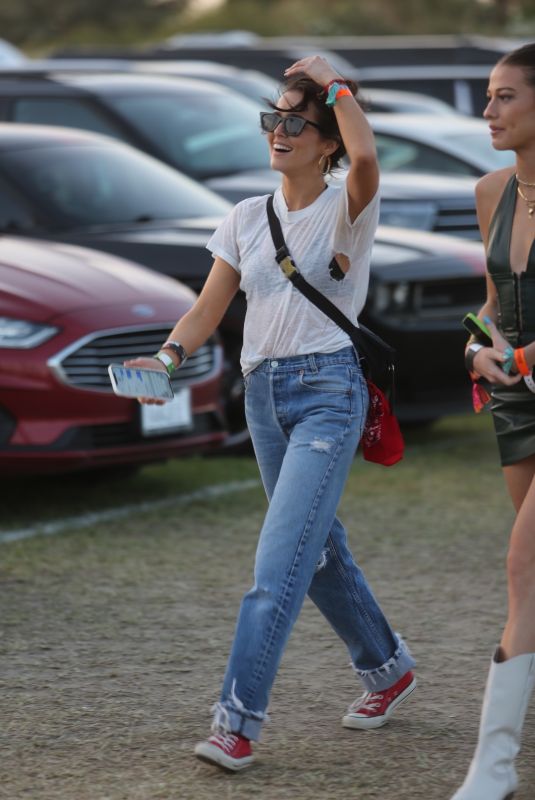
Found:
[1,414,534,799]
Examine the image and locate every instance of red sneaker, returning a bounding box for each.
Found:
[194,732,254,772]
[342,670,416,730]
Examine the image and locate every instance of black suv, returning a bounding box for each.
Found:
[0,69,483,239]
[0,124,487,444]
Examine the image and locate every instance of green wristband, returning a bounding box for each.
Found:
[154,351,175,375]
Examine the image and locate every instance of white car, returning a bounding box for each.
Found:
[368,112,515,177]
[30,58,459,116]
[31,57,280,107]
[362,87,459,116]
[129,60,279,106]
[0,39,27,67]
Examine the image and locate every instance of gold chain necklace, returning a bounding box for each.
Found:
[516,173,535,188]
[517,184,535,217]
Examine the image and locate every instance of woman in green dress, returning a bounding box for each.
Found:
[452,42,535,800]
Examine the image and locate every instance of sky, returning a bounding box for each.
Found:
[187,0,225,15]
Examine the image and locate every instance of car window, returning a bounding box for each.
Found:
[0,173,34,230]
[374,133,478,176]
[109,91,270,178]
[0,144,230,228]
[367,101,446,114]
[212,75,278,105]
[447,133,515,171]
[12,98,129,141]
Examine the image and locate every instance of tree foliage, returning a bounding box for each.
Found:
[185,0,535,37]
[3,0,534,51]
[0,0,188,48]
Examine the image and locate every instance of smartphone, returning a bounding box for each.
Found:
[462,313,493,346]
[108,363,174,400]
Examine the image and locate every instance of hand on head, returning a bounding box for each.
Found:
[283,55,342,89]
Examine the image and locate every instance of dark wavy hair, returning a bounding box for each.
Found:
[498,42,535,89]
[267,73,364,172]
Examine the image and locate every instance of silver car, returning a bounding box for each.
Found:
[368,112,515,177]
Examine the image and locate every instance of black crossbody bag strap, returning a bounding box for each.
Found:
[266,194,395,392]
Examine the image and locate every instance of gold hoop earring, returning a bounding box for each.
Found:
[319,154,332,176]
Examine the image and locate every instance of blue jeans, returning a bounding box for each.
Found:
[212,347,415,741]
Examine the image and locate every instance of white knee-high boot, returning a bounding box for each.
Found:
[451,648,535,800]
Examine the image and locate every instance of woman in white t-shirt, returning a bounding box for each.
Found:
[128,55,416,772]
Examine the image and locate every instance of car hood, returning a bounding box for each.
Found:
[65,216,220,244]
[378,172,477,199]
[206,168,280,200]
[0,236,196,322]
[206,168,478,203]
[44,217,222,291]
[371,225,486,278]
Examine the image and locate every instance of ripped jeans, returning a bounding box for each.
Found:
[213,347,415,741]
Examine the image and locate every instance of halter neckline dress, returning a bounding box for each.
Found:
[487,173,535,466]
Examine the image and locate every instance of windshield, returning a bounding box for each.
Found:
[216,75,279,105]
[447,133,515,171]
[0,144,231,229]
[110,91,271,178]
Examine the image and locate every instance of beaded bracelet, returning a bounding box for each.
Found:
[324,78,342,91]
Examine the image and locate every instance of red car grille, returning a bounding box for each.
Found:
[59,412,224,448]
[50,326,220,392]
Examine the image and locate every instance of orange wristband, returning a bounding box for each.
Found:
[335,87,352,101]
[514,347,530,376]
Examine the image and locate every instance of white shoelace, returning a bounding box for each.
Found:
[348,690,384,713]
[211,732,239,753]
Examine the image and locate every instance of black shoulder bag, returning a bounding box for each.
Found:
[266,194,395,395]
[266,194,404,466]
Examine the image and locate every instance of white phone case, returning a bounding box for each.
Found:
[108,363,174,400]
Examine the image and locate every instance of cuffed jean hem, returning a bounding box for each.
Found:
[214,707,265,742]
[211,682,267,742]
[353,633,416,691]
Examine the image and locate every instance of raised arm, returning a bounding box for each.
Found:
[284,55,379,222]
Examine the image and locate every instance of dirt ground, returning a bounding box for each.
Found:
[1,418,535,800]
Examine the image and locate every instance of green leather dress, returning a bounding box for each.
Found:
[487,173,535,466]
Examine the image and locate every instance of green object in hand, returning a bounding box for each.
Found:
[462,312,493,346]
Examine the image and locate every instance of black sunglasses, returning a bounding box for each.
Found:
[259,111,322,137]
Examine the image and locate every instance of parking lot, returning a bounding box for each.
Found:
[1,29,534,800]
[0,39,515,464]
[2,414,535,800]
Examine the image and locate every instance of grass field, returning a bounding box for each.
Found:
[1,413,534,799]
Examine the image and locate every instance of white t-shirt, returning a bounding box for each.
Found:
[206,181,380,375]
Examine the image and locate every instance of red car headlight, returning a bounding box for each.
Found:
[0,317,59,348]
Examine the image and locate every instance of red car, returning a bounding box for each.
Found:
[0,236,225,475]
